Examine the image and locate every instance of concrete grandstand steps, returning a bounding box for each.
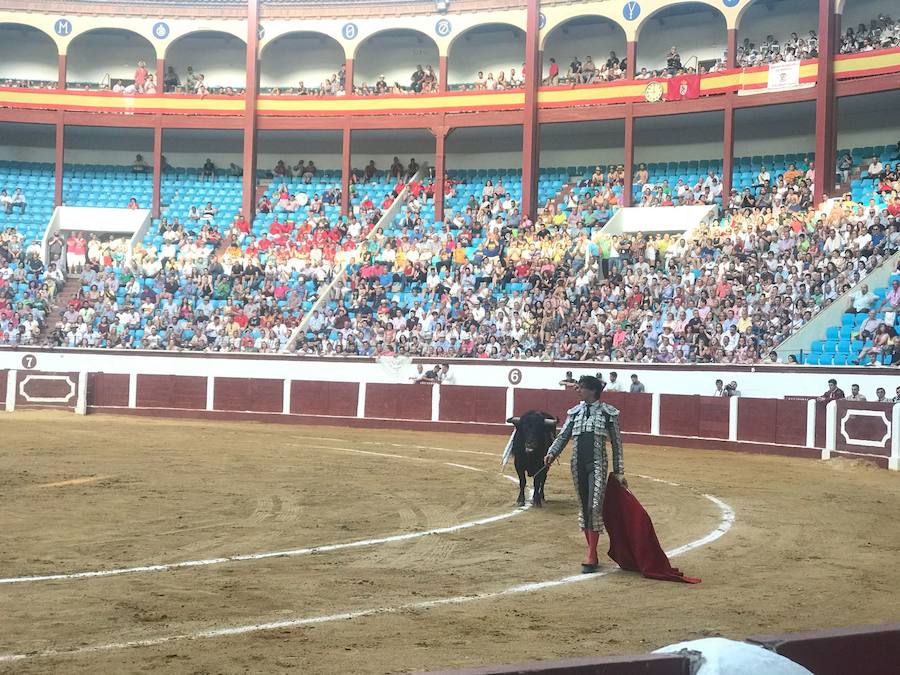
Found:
[35,275,82,346]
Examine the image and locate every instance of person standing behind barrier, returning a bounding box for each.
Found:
[629,374,645,393]
[817,378,845,402]
[606,371,623,392]
[544,375,626,574]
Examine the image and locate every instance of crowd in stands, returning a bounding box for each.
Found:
[265,64,347,97]
[0,224,58,346]
[736,32,819,67]
[96,61,245,96]
[543,53,625,85]
[3,147,899,364]
[0,79,59,89]
[470,67,525,90]
[839,15,899,54]
[288,151,899,363]
[352,64,440,96]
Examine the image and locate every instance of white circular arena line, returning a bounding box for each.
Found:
[0,442,735,664]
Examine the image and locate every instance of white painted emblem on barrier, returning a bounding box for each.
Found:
[839,409,891,448]
[18,375,76,404]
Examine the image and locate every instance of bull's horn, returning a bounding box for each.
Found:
[506,416,521,425]
[544,418,557,426]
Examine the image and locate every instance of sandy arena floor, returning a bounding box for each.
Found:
[0,411,898,674]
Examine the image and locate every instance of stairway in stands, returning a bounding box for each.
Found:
[35,275,82,346]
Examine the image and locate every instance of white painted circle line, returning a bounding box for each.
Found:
[0,489,735,664]
[0,445,528,586]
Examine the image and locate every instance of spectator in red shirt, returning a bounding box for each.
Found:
[134,60,148,91]
[817,378,845,402]
[544,58,559,85]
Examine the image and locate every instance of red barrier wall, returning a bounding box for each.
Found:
[440,385,507,424]
[659,394,728,439]
[814,400,828,448]
[512,388,576,425]
[136,374,206,409]
[737,397,808,446]
[0,369,6,404]
[750,624,900,675]
[366,383,432,420]
[431,653,691,675]
[214,377,283,413]
[774,399,809,446]
[88,373,129,408]
[736,397,776,443]
[14,371,78,409]
[291,380,359,417]
[595,391,653,434]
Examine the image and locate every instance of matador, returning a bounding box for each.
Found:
[545,374,626,573]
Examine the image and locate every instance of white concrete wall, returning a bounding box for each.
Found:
[66,30,155,84]
[2,349,898,399]
[165,32,247,89]
[447,24,524,85]
[637,5,727,70]
[635,111,725,164]
[259,33,344,89]
[0,24,57,82]
[354,32,439,88]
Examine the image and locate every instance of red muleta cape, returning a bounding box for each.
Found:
[602,473,701,583]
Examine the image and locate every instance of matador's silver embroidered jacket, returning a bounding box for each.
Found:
[545,400,624,531]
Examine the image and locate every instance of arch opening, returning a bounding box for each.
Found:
[66,28,155,90]
[541,16,627,85]
[0,23,58,86]
[447,23,525,90]
[353,29,439,94]
[260,31,346,94]
[636,3,727,76]
[165,31,247,93]
[736,0,820,67]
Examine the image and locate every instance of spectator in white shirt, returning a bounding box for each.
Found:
[7,188,26,214]
[846,383,866,401]
[606,371,623,392]
[866,158,883,182]
[846,283,878,314]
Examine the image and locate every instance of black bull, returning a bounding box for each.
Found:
[507,411,558,507]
